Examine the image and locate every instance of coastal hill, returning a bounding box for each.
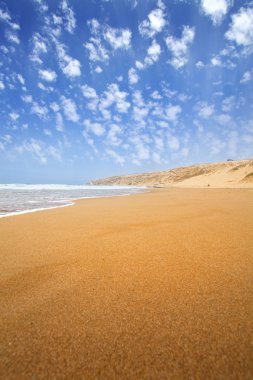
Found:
[91,159,253,188]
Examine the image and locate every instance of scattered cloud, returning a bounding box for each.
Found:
[60,0,76,34]
[81,84,97,98]
[128,67,139,85]
[144,40,161,66]
[5,30,20,44]
[55,112,64,131]
[85,19,131,64]
[139,6,166,38]
[39,69,57,81]
[196,102,215,118]
[240,71,252,84]
[225,7,253,53]
[61,96,79,122]
[103,26,131,49]
[57,43,81,77]
[196,60,205,69]
[84,119,105,136]
[10,112,19,121]
[31,102,48,118]
[200,0,232,25]
[166,104,182,123]
[30,33,48,64]
[165,26,195,69]
[106,148,125,165]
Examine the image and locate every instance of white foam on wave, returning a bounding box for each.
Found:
[0,184,142,190]
[0,185,146,218]
[0,201,74,218]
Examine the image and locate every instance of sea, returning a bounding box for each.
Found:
[0,184,145,218]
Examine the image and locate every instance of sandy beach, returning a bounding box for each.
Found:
[0,188,253,379]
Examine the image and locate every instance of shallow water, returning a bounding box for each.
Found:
[0,184,145,218]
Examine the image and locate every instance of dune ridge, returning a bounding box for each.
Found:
[91,159,253,188]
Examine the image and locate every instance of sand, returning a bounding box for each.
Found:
[0,188,253,379]
[91,159,253,188]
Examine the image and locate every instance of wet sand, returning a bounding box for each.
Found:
[0,188,253,379]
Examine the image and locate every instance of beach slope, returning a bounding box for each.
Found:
[91,159,253,188]
[0,188,253,379]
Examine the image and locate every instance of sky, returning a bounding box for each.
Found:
[0,0,252,184]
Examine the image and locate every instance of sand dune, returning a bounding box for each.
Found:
[91,159,253,188]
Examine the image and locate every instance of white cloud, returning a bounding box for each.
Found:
[106,149,125,165]
[16,138,62,164]
[222,96,235,112]
[5,30,20,44]
[133,106,149,122]
[30,33,47,64]
[2,134,12,143]
[32,0,48,14]
[168,136,180,151]
[0,81,5,90]
[62,58,81,77]
[0,8,11,22]
[81,84,97,98]
[57,43,81,77]
[85,37,109,62]
[99,83,130,114]
[83,119,105,136]
[103,26,131,49]
[39,69,57,81]
[211,56,222,66]
[48,146,61,161]
[200,0,232,25]
[240,71,251,84]
[31,102,48,118]
[10,112,19,121]
[135,60,145,70]
[135,40,161,71]
[151,90,162,100]
[197,102,215,118]
[60,0,76,34]
[85,19,131,64]
[216,113,231,125]
[10,22,20,31]
[107,124,122,146]
[61,96,79,122]
[139,7,166,38]
[50,102,60,112]
[130,135,150,161]
[0,5,21,45]
[128,67,139,85]
[21,94,33,103]
[166,104,182,122]
[165,26,195,69]
[16,139,47,164]
[17,74,25,85]
[56,112,64,131]
[95,65,102,73]
[225,7,253,52]
[38,82,54,92]
[144,40,161,65]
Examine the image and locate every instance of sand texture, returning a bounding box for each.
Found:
[0,188,253,379]
[91,159,253,188]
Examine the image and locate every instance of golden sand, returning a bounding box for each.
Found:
[91,159,253,188]
[0,188,253,379]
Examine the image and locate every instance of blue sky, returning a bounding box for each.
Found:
[0,0,252,183]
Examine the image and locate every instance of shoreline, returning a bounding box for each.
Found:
[0,188,147,219]
[1,188,252,379]
[1,184,252,219]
